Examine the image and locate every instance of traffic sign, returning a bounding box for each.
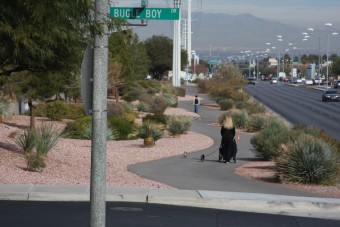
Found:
[110,7,179,20]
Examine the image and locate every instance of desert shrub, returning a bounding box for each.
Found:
[147,87,161,94]
[161,83,177,95]
[14,129,36,153]
[65,116,92,139]
[275,135,338,185]
[15,123,62,171]
[108,117,137,140]
[250,119,290,160]
[197,80,209,93]
[230,110,248,128]
[46,101,70,121]
[79,123,115,140]
[166,116,192,137]
[35,103,48,117]
[245,115,267,132]
[34,122,63,155]
[137,120,163,141]
[163,94,178,107]
[234,100,248,110]
[244,101,266,115]
[142,114,168,127]
[176,87,186,97]
[217,99,233,111]
[230,91,249,102]
[122,103,138,122]
[136,102,150,112]
[25,152,46,172]
[217,111,232,125]
[66,103,86,119]
[149,96,168,114]
[122,89,141,102]
[107,102,125,118]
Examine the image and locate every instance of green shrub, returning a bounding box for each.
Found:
[234,100,248,110]
[107,102,125,118]
[136,102,150,112]
[65,116,92,139]
[231,110,248,128]
[250,120,290,160]
[66,103,86,120]
[137,120,163,141]
[34,122,63,155]
[166,116,192,137]
[79,123,115,141]
[108,117,137,140]
[275,135,338,185]
[46,101,70,121]
[217,99,234,111]
[35,103,48,117]
[161,84,176,95]
[142,114,168,126]
[244,101,266,115]
[217,111,232,125]
[147,87,161,94]
[25,152,46,172]
[163,94,178,107]
[14,129,36,153]
[149,96,168,114]
[197,80,209,93]
[122,89,141,102]
[176,87,186,97]
[246,115,267,132]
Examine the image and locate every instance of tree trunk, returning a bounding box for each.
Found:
[28,100,36,130]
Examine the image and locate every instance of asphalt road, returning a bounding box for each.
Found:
[1,201,339,227]
[244,82,340,141]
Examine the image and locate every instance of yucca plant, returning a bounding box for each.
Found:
[166,116,192,138]
[275,135,338,185]
[14,129,36,153]
[137,120,163,148]
[34,122,63,155]
[80,122,115,141]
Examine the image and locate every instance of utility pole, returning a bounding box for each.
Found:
[187,0,192,68]
[90,0,108,226]
[172,0,181,87]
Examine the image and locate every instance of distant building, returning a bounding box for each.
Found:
[269,58,277,66]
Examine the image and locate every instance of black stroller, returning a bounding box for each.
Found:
[218,140,237,163]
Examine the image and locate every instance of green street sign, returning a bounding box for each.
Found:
[110,7,179,20]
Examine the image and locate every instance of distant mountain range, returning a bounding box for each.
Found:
[133,13,340,59]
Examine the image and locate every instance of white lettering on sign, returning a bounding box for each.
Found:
[145,9,162,19]
[113,8,142,19]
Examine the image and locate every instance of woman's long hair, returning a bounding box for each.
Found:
[223,116,234,129]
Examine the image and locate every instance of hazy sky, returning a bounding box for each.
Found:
[113,0,340,28]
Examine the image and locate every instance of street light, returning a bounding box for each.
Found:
[325,22,336,89]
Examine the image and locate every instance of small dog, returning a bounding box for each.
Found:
[183,152,188,158]
[200,154,205,162]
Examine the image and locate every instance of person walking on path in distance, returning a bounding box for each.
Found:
[194,95,200,113]
[220,116,236,163]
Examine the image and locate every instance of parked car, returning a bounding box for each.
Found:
[283,78,289,83]
[270,77,278,84]
[247,78,256,85]
[322,90,340,102]
[262,76,270,81]
[334,80,340,89]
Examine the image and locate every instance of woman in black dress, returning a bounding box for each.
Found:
[220,116,236,163]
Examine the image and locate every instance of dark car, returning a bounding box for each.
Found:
[247,78,256,85]
[334,80,340,89]
[322,90,340,102]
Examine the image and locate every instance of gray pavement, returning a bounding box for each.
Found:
[1,83,340,223]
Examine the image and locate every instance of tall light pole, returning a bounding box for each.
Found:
[172,0,181,87]
[325,23,335,89]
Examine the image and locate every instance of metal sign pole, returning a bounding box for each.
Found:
[90,0,109,226]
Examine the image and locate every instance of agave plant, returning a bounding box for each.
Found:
[80,122,115,141]
[137,120,163,148]
[34,122,63,155]
[275,135,338,185]
[14,129,36,153]
[166,116,192,138]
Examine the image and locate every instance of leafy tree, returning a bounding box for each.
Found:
[144,35,173,80]
[0,0,95,76]
[331,57,340,76]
